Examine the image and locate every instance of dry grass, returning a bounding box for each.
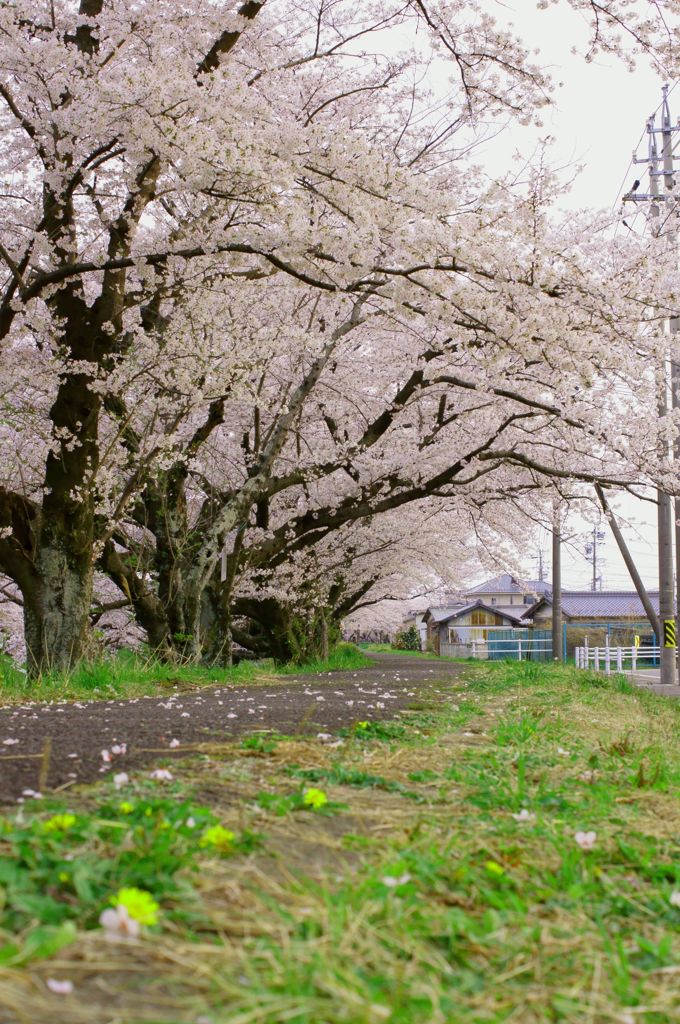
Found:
[1,665,680,1023]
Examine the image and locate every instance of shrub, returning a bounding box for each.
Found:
[392,626,421,651]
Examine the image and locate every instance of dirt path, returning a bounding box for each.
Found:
[0,654,464,804]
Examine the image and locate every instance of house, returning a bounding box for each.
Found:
[400,609,429,650]
[529,590,662,655]
[465,574,552,617]
[411,571,662,659]
[528,590,660,623]
[422,600,528,656]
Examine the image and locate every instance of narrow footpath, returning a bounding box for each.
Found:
[0,654,463,804]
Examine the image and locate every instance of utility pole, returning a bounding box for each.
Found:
[584,524,605,591]
[623,84,679,685]
[552,510,562,663]
[596,484,662,638]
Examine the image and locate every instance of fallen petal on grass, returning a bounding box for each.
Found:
[46,978,74,995]
[574,830,597,851]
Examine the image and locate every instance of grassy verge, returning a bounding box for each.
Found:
[2,661,680,1022]
[0,643,373,705]
[277,642,372,675]
[361,642,472,662]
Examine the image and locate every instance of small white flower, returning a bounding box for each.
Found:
[111,743,127,756]
[99,905,140,940]
[185,817,196,829]
[574,830,597,851]
[669,890,680,907]
[2,738,19,745]
[46,978,74,995]
[101,749,111,763]
[169,738,180,748]
[512,809,536,823]
[149,769,173,781]
[113,772,129,790]
[381,873,412,888]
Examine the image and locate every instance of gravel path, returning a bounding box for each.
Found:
[0,654,464,804]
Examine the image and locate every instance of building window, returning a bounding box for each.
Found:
[490,597,497,605]
[523,595,534,605]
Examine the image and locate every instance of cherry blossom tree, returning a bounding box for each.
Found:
[1,0,679,673]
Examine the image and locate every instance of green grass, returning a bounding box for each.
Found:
[277,642,372,675]
[0,643,372,705]
[4,661,680,1022]
[361,642,470,661]
[0,648,266,704]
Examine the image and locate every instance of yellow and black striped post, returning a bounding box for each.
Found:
[663,619,676,649]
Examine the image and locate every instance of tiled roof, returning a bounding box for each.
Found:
[467,574,553,596]
[530,579,554,596]
[429,600,526,626]
[543,591,661,619]
[424,604,467,623]
[467,573,522,594]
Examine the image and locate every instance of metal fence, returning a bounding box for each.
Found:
[441,627,552,661]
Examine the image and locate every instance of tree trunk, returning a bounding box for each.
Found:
[23,544,94,675]
[26,320,100,675]
[319,611,329,661]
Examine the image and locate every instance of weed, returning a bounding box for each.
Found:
[600,732,637,758]
[345,719,408,741]
[0,793,260,963]
[241,732,287,754]
[255,788,347,816]
[285,764,422,801]
[3,659,680,1023]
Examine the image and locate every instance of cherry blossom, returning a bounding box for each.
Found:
[0,2,678,671]
[574,831,597,851]
[45,979,74,996]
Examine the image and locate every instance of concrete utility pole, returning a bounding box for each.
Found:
[584,524,605,591]
[595,484,662,638]
[623,85,679,685]
[552,511,563,662]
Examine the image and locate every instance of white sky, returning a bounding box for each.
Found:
[475,1,669,590]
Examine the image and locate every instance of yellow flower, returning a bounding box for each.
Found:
[119,802,134,814]
[199,825,235,852]
[42,813,77,834]
[303,788,328,810]
[356,721,369,730]
[484,860,505,877]
[58,871,69,883]
[113,887,159,926]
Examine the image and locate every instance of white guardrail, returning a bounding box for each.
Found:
[575,645,668,673]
